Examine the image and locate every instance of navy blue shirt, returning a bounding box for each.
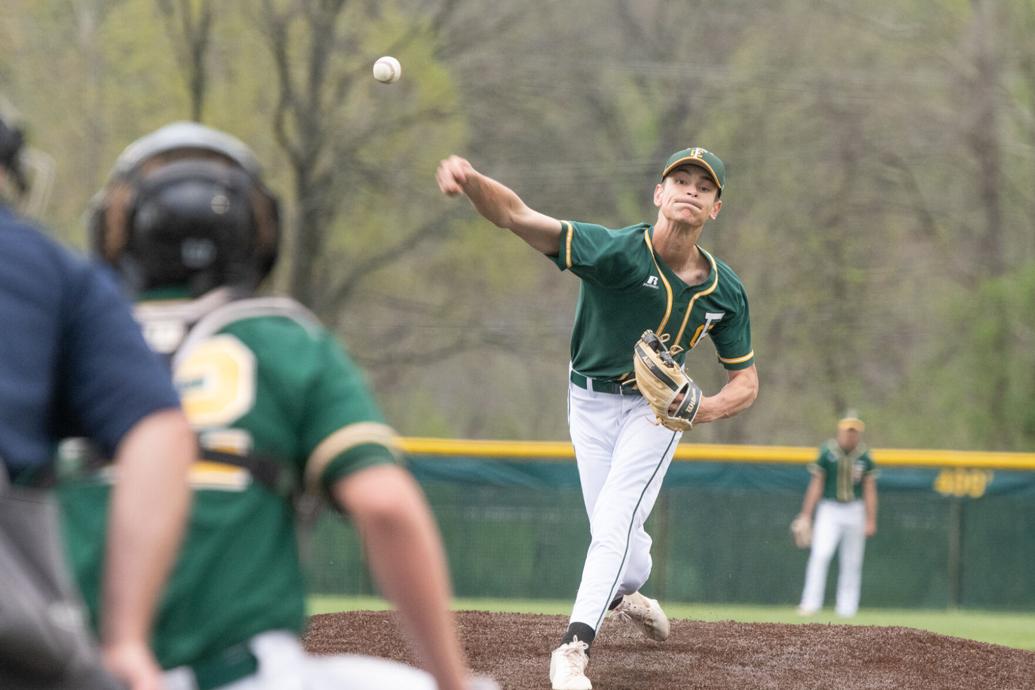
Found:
[0,206,181,481]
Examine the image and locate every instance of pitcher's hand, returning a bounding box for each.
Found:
[436,155,475,197]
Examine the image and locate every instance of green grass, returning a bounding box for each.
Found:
[308,596,1035,651]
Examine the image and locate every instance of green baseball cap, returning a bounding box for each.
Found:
[661,147,725,194]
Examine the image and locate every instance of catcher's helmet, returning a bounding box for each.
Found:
[90,121,280,297]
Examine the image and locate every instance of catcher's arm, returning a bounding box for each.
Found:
[691,364,758,425]
[332,464,473,690]
[102,409,194,690]
[436,155,561,255]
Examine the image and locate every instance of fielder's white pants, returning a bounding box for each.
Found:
[799,499,867,617]
[162,630,437,690]
[567,380,681,633]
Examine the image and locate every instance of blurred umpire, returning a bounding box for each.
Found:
[58,121,494,690]
[0,107,195,689]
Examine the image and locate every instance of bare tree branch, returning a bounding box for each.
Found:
[880,151,976,286]
[261,1,305,169]
[155,0,214,121]
[325,209,459,310]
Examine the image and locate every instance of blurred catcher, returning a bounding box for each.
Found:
[795,411,879,618]
[59,121,494,690]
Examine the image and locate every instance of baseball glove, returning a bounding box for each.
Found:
[790,516,812,549]
[632,330,702,432]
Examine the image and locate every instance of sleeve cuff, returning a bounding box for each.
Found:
[717,350,754,370]
[549,221,575,270]
[305,421,402,493]
[319,443,400,492]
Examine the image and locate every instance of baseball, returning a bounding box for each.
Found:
[372,56,401,83]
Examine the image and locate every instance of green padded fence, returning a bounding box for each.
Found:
[303,441,1035,611]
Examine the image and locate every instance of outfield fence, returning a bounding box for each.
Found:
[304,439,1035,610]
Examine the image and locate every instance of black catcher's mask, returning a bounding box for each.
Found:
[90,122,280,297]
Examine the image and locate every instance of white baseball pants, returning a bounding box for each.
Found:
[163,630,437,690]
[799,499,867,617]
[566,380,681,633]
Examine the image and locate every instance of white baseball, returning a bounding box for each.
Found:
[372,56,401,83]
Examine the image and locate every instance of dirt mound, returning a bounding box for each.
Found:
[303,610,1035,689]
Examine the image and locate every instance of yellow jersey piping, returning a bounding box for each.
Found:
[305,422,402,492]
[643,229,674,334]
[563,221,574,269]
[718,350,755,365]
[673,247,719,346]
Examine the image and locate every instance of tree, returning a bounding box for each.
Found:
[155,0,215,122]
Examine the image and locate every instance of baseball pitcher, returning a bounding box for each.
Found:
[437,147,759,690]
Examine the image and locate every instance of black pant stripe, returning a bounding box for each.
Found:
[592,430,678,632]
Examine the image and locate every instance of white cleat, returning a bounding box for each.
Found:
[612,591,671,641]
[549,636,592,690]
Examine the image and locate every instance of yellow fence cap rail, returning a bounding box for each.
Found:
[399,437,1035,471]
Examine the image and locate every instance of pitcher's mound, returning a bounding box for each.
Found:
[303,610,1035,689]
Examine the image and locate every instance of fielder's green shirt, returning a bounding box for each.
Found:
[550,221,754,380]
[809,440,877,502]
[58,296,400,670]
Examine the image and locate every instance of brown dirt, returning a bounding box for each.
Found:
[303,610,1035,689]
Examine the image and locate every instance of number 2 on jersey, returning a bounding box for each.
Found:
[175,334,257,428]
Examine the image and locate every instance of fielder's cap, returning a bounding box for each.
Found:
[838,410,865,432]
[661,147,725,193]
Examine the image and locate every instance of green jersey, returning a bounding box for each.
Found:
[550,221,754,380]
[808,440,877,502]
[58,296,400,669]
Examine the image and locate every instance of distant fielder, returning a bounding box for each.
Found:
[795,411,878,618]
[437,147,759,690]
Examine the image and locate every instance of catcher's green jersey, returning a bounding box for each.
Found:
[808,440,877,502]
[58,296,400,670]
[550,221,754,380]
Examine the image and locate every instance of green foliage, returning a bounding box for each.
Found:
[99,3,188,129]
[3,0,1035,447]
[923,265,1035,449]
